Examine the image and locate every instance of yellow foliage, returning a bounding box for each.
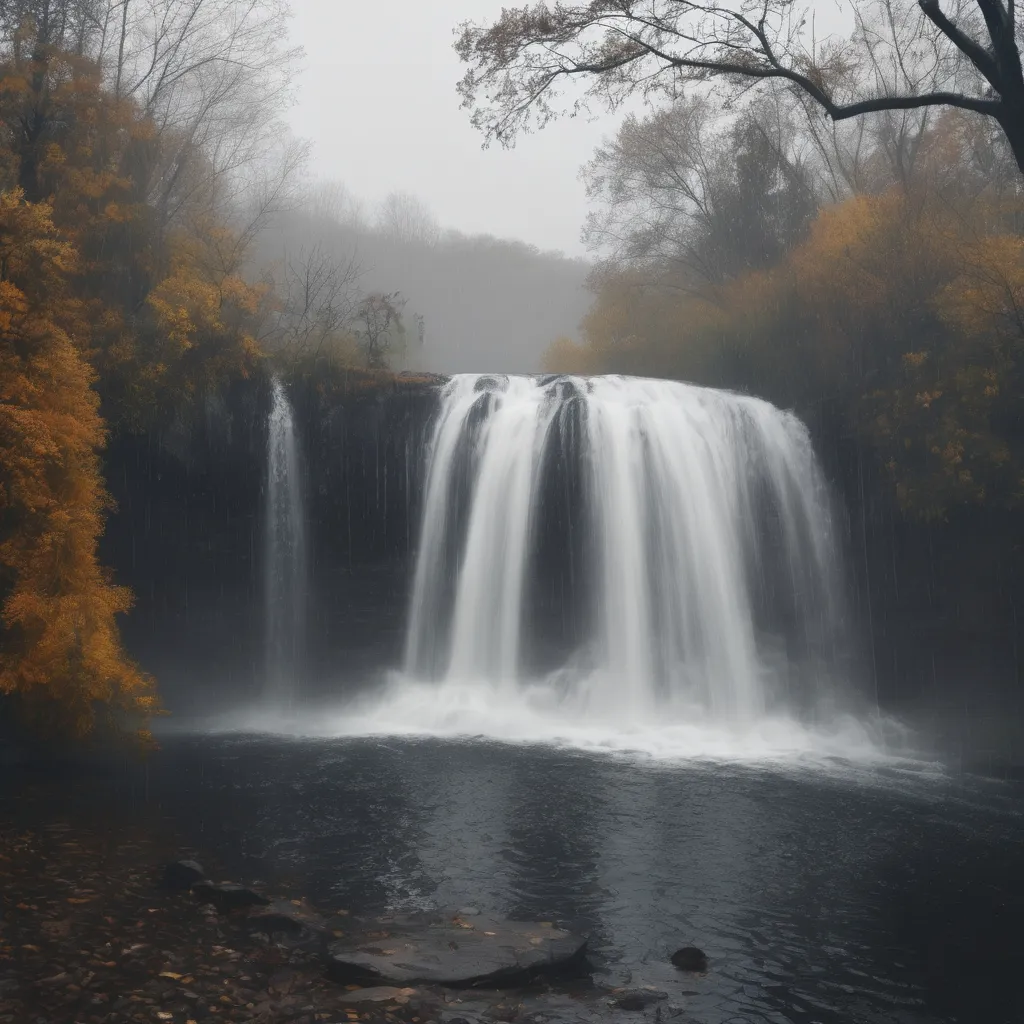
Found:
[0,191,157,739]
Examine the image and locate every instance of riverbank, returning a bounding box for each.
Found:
[0,807,379,1024]
[0,770,605,1024]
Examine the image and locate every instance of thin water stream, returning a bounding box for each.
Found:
[265,376,307,708]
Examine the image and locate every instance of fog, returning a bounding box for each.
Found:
[255,203,592,373]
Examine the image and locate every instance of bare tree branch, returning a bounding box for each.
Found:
[455,1,1024,174]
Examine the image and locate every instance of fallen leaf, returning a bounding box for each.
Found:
[21,945,41,952]
[67,897,94,905]
[159,971,183,980]
[15,903,29,911]
[529,937,543,945]
[483,931,497,936]
[157,1014,174,1022]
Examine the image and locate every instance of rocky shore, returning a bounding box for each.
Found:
[0,806,688,1024]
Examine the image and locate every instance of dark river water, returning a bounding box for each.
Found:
[109,736,1024,1024]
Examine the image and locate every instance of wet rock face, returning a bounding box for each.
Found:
[101,371,443,714]
[325,910,589,988]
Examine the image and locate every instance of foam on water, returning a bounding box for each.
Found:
[219,675,897,764]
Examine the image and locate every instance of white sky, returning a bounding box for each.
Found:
[286,1,852,256]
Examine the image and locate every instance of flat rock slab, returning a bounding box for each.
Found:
[339,986,417,1004]
[325,911,588,988]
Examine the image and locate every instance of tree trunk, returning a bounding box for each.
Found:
[997,103,1024,176]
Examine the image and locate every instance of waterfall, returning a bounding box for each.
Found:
[265,376,307,708]
[401,374,847,725]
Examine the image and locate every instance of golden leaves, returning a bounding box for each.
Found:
[0,188,159,737]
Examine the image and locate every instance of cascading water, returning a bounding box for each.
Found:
[391,373,854,742]
[264,376,307,709]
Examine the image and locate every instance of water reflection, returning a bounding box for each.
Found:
[145,738,1023,1024]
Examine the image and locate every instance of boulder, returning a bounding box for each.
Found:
[162,860,206,890]
[325,911,588,988]
[190,881,270,912]
[670,947,708,972]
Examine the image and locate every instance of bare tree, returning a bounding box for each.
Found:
[102,0,302,231]
[304,178,367,229]
[375,191,441,247]
[582,94,816,283]
[456,0,1024,175]
[263,244,363,360]
[356,291,406,369]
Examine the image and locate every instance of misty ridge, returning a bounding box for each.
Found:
[252,186,592,375]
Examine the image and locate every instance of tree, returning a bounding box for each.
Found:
[456,0,1024,175]
[582,96,817,283]
[356,291,406,369]
[0,189,158,739]
[304,179,366,229]
[264,244,363,363]
[375,191,441,247]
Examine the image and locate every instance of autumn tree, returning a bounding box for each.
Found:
[456,1,1024,174]
[0,189,158,740]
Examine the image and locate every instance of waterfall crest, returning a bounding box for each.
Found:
[265,376,307,708]
[402,373,848,724]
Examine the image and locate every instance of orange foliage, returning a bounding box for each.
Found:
[0,191,157,739]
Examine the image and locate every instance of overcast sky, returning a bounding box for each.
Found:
[286,1,852,256]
